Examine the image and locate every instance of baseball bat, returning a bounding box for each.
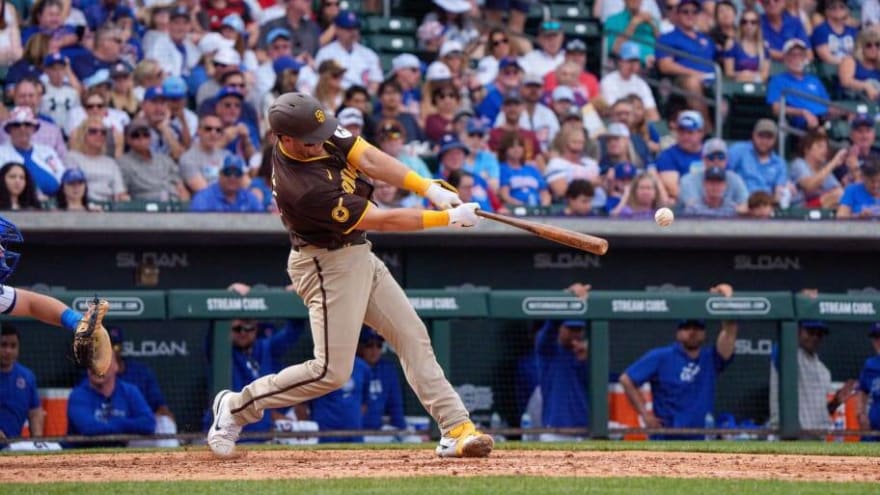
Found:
[475,210,609,255]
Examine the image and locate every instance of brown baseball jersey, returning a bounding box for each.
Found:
[271,127,375,250]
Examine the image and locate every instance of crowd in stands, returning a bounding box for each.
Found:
[0,0,876,218]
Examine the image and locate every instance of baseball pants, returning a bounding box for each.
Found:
[228,243,470,434]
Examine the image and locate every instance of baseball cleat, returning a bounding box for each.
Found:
[207,390,242,457]
[435,421,494,458]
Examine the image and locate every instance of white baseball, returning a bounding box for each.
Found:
[654,207,674,227]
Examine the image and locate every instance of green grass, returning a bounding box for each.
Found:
[3,477,879,495]
[4,440,879,457]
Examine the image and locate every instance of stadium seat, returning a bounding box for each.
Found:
[112,200,187,213]
[560,19,600,38]
[364,34,416,54]
[550,3,591,20]
[721,80,767,97]
[363,16,418,35]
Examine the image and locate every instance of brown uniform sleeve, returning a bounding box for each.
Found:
[327,127,373,169]
[298,188,371,235]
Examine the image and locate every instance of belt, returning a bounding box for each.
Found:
[292,239,366,252]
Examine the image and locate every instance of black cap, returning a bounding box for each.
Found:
[678,319,707,329]
[869,322,880,337]
[704,165,726,181]
[268,92,339,144]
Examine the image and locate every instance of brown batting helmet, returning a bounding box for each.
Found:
[268,92,338,144]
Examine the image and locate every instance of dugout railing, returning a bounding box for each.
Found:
[3,289,879,443]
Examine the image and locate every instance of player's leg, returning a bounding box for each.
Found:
[208,246,373,456]
[362,253,493,457]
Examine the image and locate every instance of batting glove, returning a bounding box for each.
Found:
[448,203,480,227]
[425,180,463,210]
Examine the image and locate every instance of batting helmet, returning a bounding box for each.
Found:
[0,216,23,284]
[268,92,338,144]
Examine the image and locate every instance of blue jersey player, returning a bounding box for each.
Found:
[357,327,406,431]
[619,284,739,439]
[858,323,880,433]
[0,324,43,439]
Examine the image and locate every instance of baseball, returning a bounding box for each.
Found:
[654,207,674,227]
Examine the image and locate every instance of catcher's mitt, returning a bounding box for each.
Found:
[73,298,113,376]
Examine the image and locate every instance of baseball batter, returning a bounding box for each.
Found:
[0,216,112,376]
[208,92,493,458]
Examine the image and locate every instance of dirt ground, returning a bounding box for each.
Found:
[3,449,880,484]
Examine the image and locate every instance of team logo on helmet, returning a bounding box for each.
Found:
[315,109,326,124]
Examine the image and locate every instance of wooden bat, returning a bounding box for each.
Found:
[475,210,609,255]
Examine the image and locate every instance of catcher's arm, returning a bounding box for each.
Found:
[8,288,84,331]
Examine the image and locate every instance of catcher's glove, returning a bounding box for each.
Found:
[73,298,113,376]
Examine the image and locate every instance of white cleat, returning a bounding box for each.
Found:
[207,390,242,457]
[435,421,494,458]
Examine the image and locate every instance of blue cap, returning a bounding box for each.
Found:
[677,110,704,131]
[334,10,361,29]
[108,326,124,345]
[266,27,291,45]
[143,86,166,101]
[161,76,187,99]
[852,114,874,128]
[466,117,488,135]
[561,320,588,329]
[84,69,111,89]
[438,133,470,158]
[222,154,246,173]
[678,319,707,329]
[620,41,641,61]
[869,322,880,337]
[221,14,245,34]
[800,320,829,333]
[110,61,132,78]
[498,56,522,72]
[215,86,244,101]
[273,55,304,74]
[112,5,135,21]
[359,327,384,344]
[170,6,189,19]
[614,162,637,180]
[43,53,67,67]
[704,165,726,181]
[61,168,86,184]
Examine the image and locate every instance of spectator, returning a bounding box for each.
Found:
[190,155,263,212]
[0,323,44,439]
[544,40,601,100]
[0,162,41,210]
[549,86,577,124]
[606,98,651,167]
[314,11,383,94]
[728,119,792,200]
[2,78,68,161]
[371,178,407,209]
[476,28,512,87]
[338,107,364,139]
[255,29,297,100]
[497,132,550,208]
[839,114,880,186]
[519,20,565,78]
[179,114,232,194]
[837,160,880,218]
[5,33,49,96]
[163,76,196,145]
[620,284,738,437]
[257,0,320,57]
[39,54,80,135]
[499,72,559,154]
[66,354,156,443]
[562,179,596,216]
[601,43,662,123]
[709,0,738,53]
[54,168,93,211]
[422,0,479,48]
[219,14,258,73]
[385,54,422,119]
[723,9,770,83]
[534,318,591,442]
[789,129,845,209]
[375,80,424,145]
[656,0,717,120]
[0,107,65,197]
[476,57,523,124]
[307,356,371,443]
[70,26,127,81]
[461,118,501,193]
[132,59,165,103]
[611,171,666,218]
[769,320,859,432]
[117,118,184,202]
[626,93,662,155]
[357,327,407,434]
[213,86,259,161]
[315,0,342,47]
[839,30,880,102]
[857,323,880,433]
[488,93,543,167]
[313,59,346,111]
[108,61,139,120]
[604,162,638,213]
[375,120,431,181]
[682,165,740,216]
[67,116,127,202]
[144,7,199,79]
[261,55,303,120]
[250,137,277,212]
[656,110,705,199]
[545,126,602,200]
[436,134,493,211]
[483,2,528,54]
[425,83,460,144]
[66,90,128,151]
[437,40,468,90]
[596,0,663,23]
[679,137,750,212]
[138,87,185,161]
[446,168,480,207]
[606,0,660,66]
[598,123,636,175]
[0,2,23,76]
[812,0,857,65]
[744,190,775,217]
[195,48,242,106]
[762,0,812,61]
